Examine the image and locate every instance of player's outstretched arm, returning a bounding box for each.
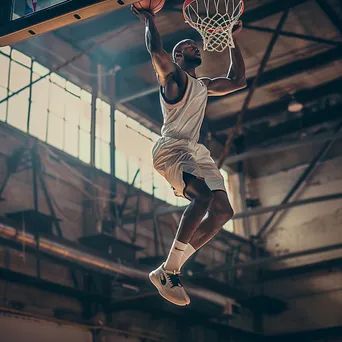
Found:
[201,21,247,96]
[132,8,175,87]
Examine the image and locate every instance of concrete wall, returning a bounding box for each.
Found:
[247,154,342,334]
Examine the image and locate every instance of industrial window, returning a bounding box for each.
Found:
[0,46,234,223]
[0,47,92,165]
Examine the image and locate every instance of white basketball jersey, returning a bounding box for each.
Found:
[159,74,208,143]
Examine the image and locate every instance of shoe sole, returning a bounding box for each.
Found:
[149,271,190,306]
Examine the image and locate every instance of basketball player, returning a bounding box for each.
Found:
[133,7,246,306]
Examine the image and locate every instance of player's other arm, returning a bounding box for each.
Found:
[133,9,175,86]
[201,22,247,96]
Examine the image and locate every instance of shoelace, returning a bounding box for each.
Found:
[166,273,182,288]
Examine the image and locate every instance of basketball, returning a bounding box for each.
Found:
[133,0,166,15]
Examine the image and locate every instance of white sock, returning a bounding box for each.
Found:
[164,240,188,273]
[180,244,197,270]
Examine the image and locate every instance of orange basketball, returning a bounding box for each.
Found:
[133,0,166,15]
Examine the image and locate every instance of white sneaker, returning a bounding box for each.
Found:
[149,264,190,306]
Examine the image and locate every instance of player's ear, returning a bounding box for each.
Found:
[175,52,183,60]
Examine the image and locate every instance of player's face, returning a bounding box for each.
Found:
[181,40,202,66]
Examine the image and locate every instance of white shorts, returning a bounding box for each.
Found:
[152,137,226,199]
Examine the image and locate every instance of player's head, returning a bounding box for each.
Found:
[172,39,202,68]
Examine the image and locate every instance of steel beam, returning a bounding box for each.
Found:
[256,124,342,238]
[243,104,342,149]
[0,223,241,310]
[116,40,342,110]
[210,78,342,132]
[244,24,341,46]
[316,0,342,34]
[234,193,342,219]
[218,9,290,168]
[198,242,342,275]
[155,192,342,219]
[261,257,342,281]
[224,130,342,165]
[113,0,309,69]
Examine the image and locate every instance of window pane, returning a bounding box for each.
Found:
[66,81,80,96]
[29,102,48,140]
[80,102,91,132]
[0,54,10,88]
[33,62,49,76]
[102,114,110,142]
[49,82,65,117]
[101,101,110,117]
[101,141,110,173]
[64,122,79,157]
[96,109,110,142]
[7,88,29,131]
[31,77,49,109]
[0,46,10,55]
[141,161,152,194]
[12,49,31,67]
[95,138,110,173]
[65,92,81,124]
[153,169,167,201]
[47,114,64,149]
[115,149,128,182]
[128,156,140,185]
[95,109,102,138]
[115,110,127,123]
[51,73,66,88]
[81,89,91,104]
[79,130,90,163]
[9,61,31,92]
[0,87,7,121]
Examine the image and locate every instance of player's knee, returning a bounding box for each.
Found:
[195,189,215,208]
[212,203,234,225]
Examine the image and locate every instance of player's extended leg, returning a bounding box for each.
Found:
[180,190,234,270]
[149,172,214,306]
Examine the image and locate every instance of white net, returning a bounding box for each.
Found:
[183,0,244,52]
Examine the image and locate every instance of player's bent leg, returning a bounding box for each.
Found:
[179,190,234,270]
[189,190,234,250]
[175,172,215,243]
[149,172,213,306]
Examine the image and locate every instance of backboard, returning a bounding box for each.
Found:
[0,0,136,47]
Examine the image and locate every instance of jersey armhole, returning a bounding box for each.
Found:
[160,73,189,106]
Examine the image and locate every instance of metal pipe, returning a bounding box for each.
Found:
[199,243,342,276]
[243,24,341,46]
[0,223,233,308]
[155,192,342,219]
[256,124,341,238]
[224,131,342,165]
[233,192,342,219]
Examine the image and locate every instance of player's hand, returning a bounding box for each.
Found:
[232,20,243,37]
[131,5,154,21]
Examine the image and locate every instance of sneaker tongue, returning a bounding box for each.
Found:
[168,273,182,288]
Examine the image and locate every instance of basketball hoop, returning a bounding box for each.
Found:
[183,0,244,52]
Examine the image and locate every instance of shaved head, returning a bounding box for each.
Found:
[172,39,191,62]
[172,39,202,69]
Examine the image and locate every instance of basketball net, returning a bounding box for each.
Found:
[183,0,244,52]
